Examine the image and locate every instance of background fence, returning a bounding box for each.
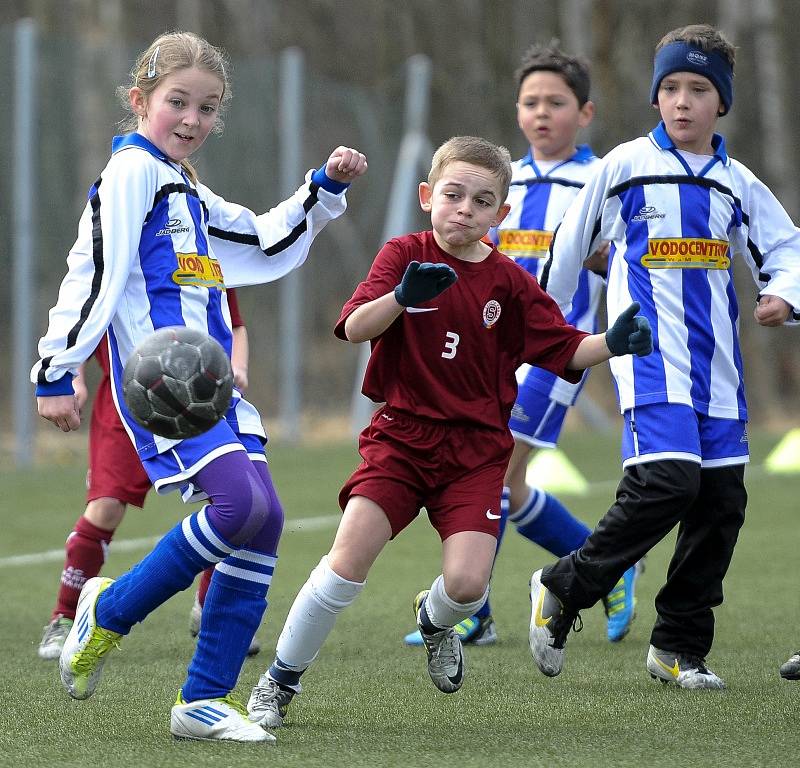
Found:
[3,0,800,463]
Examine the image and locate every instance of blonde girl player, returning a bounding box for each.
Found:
[37,291,259,661]
[246,136,650,729]
[32,31,366,743]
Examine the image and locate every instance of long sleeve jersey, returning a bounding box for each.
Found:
[542,122,800,420]
[32,132,348,456]
[491,145,604,405]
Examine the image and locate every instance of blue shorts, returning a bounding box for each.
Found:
[509,391,568,449]
[143,423,266,503]
[621,403,749,469]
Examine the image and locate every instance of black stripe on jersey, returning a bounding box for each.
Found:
[609,175,743,210]
[146,183,208,223]
[39,176,106,385]
[610,175,764,269]
[208,181,322,256]
[509,177,584,189]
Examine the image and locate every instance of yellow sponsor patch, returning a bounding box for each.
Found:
[642,238,730,269]
[173,252,226,289]
[498,229,553,259]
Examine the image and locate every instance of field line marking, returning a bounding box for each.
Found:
[0,514,341,569]
[0,464,771,570]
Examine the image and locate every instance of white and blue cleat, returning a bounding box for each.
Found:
[171,691,276,742]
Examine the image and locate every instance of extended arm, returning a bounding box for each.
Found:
[568,302,652,370]
[206,146,367,288]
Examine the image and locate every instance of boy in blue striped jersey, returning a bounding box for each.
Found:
[530,23,800,688]
[402,43,640,648]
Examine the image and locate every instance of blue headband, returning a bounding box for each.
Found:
[650,42,733,115]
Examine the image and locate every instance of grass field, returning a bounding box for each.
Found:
[2,431,799,767]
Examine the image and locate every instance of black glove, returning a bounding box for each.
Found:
[605,302,653,357]
[394,261,458,307]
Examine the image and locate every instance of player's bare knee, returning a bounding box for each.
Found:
[85,498,126,530]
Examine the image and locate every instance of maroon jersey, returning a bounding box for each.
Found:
[335,230,589,433]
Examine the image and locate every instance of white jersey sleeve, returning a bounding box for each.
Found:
[199,170,348,288]
[31,151,158,388]
[541,154,614,317]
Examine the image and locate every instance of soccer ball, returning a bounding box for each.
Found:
[122,326,233,439]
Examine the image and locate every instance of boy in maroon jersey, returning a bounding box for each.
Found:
[246,136,651,727]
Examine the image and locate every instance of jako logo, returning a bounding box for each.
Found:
[687,51,708,66]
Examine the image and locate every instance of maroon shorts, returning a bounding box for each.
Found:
[339,406,513,540]
[86,373,151,508]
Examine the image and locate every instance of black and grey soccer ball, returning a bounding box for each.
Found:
[122,326,233,439]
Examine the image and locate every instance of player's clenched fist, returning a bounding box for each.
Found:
[325,146,368,182]
[394,261,458,308]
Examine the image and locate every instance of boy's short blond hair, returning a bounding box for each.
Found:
[656,24,736,68]
[428,137,512,203]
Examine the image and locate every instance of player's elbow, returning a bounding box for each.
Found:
[344,315,369,344]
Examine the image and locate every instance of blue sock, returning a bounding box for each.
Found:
[181,548,275,701]
[95,507,233,634]
[269,657,303,691]
[511,486,590,557]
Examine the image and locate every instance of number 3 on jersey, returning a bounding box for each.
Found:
[442,331,460,359]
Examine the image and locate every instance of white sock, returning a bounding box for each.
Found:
[274,556,364,672]
[424,574,488,630]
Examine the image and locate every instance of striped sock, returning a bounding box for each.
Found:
[95,507,233,634]
[182,548,276,701]
[511,486,590,557]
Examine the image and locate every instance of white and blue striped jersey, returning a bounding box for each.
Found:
[32,132,349,458]
[542,122,800,420]
[491,145,604,405]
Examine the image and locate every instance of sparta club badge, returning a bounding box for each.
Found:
[482,300,501,329]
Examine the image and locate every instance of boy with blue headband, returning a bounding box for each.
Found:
[528,23,800,689]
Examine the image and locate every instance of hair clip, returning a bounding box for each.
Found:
[146,45,160,78]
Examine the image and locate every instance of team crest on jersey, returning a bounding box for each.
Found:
[483,300,501,329]
[173,252,226,290]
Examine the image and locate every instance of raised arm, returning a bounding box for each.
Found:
[344,261,457,343]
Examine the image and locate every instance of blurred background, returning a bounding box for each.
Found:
[3,0,800,465]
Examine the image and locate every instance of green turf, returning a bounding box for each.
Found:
[1,433,798,767]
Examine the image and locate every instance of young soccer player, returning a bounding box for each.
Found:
[32,31,366,743]
[401,43,640,649]
[246,135,651,729]
[37,291,260,659]
[529,24,800,689]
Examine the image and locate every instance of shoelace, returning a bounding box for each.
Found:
[551,612,583,649]
[73,628,121,674]
[423,629,460,668]
[251,681,292,712]
[679,654,712,675]
[220,693,249,717]
[42,617,72,643]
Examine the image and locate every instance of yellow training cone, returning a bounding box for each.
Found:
[764,428,800,474]
[526,449,589,496]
